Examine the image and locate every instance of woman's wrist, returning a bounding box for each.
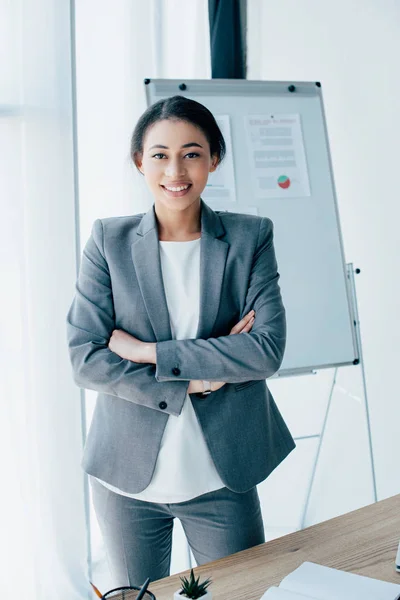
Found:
[142,342,157,364]
[187,380,206,394]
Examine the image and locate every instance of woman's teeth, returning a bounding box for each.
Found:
[164,185,190,192]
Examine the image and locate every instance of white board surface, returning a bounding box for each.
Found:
[145,79,358,374]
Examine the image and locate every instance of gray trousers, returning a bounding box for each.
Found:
[90,476,265,586]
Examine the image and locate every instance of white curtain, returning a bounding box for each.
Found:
[1,0,210,597]
[1,1,88,598]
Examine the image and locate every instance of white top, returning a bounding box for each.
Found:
[96,237,225,502]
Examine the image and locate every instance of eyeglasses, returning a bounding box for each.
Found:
[101,586,156,599]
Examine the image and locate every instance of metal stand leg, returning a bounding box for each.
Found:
[347,264,377,503]
[299,368,338,529]
[187,542,193,569]
[299,264,377,528]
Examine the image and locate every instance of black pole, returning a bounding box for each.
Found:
[208,0,247,79]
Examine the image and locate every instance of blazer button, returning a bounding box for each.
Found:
[172,367,181,376]
[159,401,167,410]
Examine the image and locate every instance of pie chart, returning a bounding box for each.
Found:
[278,175,291,189]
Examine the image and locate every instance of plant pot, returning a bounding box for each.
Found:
[174,591,212,600]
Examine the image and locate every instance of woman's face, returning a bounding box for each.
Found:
[136,119,218,212]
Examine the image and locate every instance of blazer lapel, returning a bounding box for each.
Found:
[196,201,229,339]
[131,199,228,342]
[131,220,172,342]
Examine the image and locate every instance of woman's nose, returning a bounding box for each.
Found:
[164,159,186,177]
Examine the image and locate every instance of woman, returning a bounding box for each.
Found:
[66,95,295,586]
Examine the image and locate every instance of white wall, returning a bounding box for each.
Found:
[247,0,400,531]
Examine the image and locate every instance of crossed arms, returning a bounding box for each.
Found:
[66,217,286,416]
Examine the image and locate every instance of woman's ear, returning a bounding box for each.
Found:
[209,155,219,173]
[134,152,144,175]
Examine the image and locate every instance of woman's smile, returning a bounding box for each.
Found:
[160,183,193,197]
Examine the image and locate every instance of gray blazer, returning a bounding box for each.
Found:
[66,199,295,494]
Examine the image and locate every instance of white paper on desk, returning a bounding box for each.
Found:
[260,585,316,599]
[281,562,400,600]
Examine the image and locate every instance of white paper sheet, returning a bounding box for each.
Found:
[202,115,237,203]
[245,114,311,199]
[260,586,316,599]
[280,562,400,600]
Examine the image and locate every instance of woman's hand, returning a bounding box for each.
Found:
[229,309,255,336]
[108,329,155,363]
[188,310,256,394]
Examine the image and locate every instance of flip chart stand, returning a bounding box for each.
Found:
[299,263,377,528]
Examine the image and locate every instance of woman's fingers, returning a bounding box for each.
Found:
[241,316,255,332]
[211,381,226,392]
[230,310,255,335]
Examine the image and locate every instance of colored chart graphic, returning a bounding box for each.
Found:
[277,175,291,189]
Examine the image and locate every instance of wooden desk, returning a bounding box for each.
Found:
[149,494,400,600]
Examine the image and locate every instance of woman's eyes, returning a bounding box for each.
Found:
[152,152,200,159]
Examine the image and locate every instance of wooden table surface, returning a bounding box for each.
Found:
[147,494,400,600]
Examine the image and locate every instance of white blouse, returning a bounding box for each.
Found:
[95,237,225,502]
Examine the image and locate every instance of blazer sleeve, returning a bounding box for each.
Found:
[66,219,189,416]
[155,217,286,384]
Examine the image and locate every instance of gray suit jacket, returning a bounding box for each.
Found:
[66,199,295,494]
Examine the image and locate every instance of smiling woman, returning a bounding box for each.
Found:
[130,96,225,240]
[66,94,293,588]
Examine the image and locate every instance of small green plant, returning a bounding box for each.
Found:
[178,568,212,598]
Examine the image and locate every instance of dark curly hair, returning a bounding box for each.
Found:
[130,95,226,172]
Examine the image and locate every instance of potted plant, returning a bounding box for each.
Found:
[174,568,212,599]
